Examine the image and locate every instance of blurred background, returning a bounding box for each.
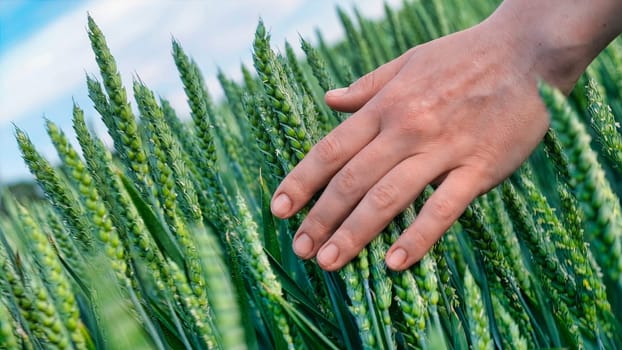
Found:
[0,0,402,186]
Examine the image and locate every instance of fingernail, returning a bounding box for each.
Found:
[317,243,339,267]
[386,248,408,269]
[293,233,313,257]
[326,87,348,97]
[271,193,291,217]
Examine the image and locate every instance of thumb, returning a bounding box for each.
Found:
[325,47,414,113]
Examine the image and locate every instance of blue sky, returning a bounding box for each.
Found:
[0,0,402,184]
[0,0,82,53]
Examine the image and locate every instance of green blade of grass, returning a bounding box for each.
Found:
[276,294,340,350]
[260,174,281,263]
[323,271,360,350]
[264,250,339,334]
[120,173,184,268]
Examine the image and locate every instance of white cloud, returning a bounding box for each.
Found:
[0,0,404,126]
[0,1,95,126]
[0,0,314,126]
[0,0,405,182]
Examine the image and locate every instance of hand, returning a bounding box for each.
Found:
[270,1,614,271]
[271,19,549,271]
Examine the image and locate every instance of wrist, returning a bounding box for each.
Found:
[484,0,622,93]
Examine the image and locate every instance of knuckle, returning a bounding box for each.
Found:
[414,231,437,260]
[315,134,341,164]
[401,227,431,262]
[284,171,308,198]
[352,71,377,92]
[428,196,456,223]
[395,109,441,138]
[334,166,359,196]
[473,167,495,193]
[304,213,332,237]
[410,229,430,254]
[337,228,366,252]
[464,163,497,195]
[420,113,442,135]
[369,183,398,210]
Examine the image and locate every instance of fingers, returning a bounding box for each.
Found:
[385,169,483,271]
[271,110,380,219]
[325,48,414,113]
[312,153,451,271]
[291,133,414,260]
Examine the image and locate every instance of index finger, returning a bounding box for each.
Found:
[271,110,380,218]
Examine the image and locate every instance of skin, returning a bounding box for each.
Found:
[271,0,622,271]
